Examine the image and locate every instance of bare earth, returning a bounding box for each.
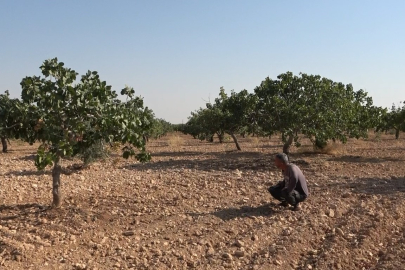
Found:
[0,133,404,270]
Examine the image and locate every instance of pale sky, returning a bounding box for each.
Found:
[1,0,404,123]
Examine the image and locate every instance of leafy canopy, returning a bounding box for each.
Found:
[20,58,151,170]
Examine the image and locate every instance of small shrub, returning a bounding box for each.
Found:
[77,140,109,166]
[223,135,232,142]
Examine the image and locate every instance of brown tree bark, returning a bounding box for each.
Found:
[52,158,62,208]
[283,135,294,155]
[217,132,224,143]
[230,133,241,151]
[1,137,7,153]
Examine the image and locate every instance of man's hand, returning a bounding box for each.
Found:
[273,181,285,189]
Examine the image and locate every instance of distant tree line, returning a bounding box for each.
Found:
[176,72,404,152]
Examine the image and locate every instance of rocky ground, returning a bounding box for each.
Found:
[0,133,404,270]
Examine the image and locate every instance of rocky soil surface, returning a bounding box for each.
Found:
[0,133,404,270]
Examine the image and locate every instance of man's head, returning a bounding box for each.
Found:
[275,153,289,169]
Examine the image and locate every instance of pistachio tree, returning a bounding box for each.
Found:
[21,58,150,207]
[0,90,39,152]
[211,87,258,150]
[255,72,380,154]
[0,91,19,152]
[377,102,405,139]
[184,107,224,142]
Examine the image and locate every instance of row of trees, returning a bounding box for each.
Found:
[179,72,404,152]
[377,102,405,139]
[0,58,173,207]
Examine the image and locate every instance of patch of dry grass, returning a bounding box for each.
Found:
[110,142,122,152]
[319,142,347,155]
[166,134,184,147]
[223,141,236,152]
[9,139,26,146]
[111,157,121,167]
[248,136,261,149]
[297,142,347,156]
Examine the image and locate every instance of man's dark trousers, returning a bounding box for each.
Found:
[268,184,307,206]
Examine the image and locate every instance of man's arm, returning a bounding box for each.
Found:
[284,166,298,193]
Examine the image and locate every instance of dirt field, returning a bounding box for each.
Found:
[0,133,404,270]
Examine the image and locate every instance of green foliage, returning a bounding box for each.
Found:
[0,90,42,154]
[377,102,405,139]
[182,108,220,142]
[0,91,28,142]
[255,72,382,152]
[0,91,20,140]
[20,57,151,170]
[77,139,109,166]
[182,87,258,149]
[180,71,391,154]
[143,110,173,140]
[216,87,259,137]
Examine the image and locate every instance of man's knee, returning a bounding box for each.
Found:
[268,185,281,199]
[282,190,295,205]
[284,190,307,205]
[268,186,276,196]
[298,194,307,203]
[285,195,296,205]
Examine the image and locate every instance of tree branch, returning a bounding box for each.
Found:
[4,123,21,130]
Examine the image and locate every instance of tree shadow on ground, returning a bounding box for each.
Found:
[243,144,283,150]
[5,164,86,176]
[150,151,211,158]
[18,154,36,161]
[4,170,50,177]
[325,177,405,195]
[262,145,285,150]
[0,203,49,221]
[188,203,278,221]
[123,149,317,173]
[327,155,403,163]
[123,151,274,172]
[351,177,405,195]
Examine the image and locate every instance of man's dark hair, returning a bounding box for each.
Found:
[275,153,289,164]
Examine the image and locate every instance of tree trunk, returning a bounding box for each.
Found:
[395,129,400,139]
[217,132,224,143]
[209,135,214,142]
[1,137,7,153]
[230,133,241,151]
[52,158,62,208]
[283,135,294,155]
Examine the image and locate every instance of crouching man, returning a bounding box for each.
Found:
[268,153,309,211]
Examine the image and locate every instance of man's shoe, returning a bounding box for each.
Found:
[293,203,301,211]
[279,201,289,207]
